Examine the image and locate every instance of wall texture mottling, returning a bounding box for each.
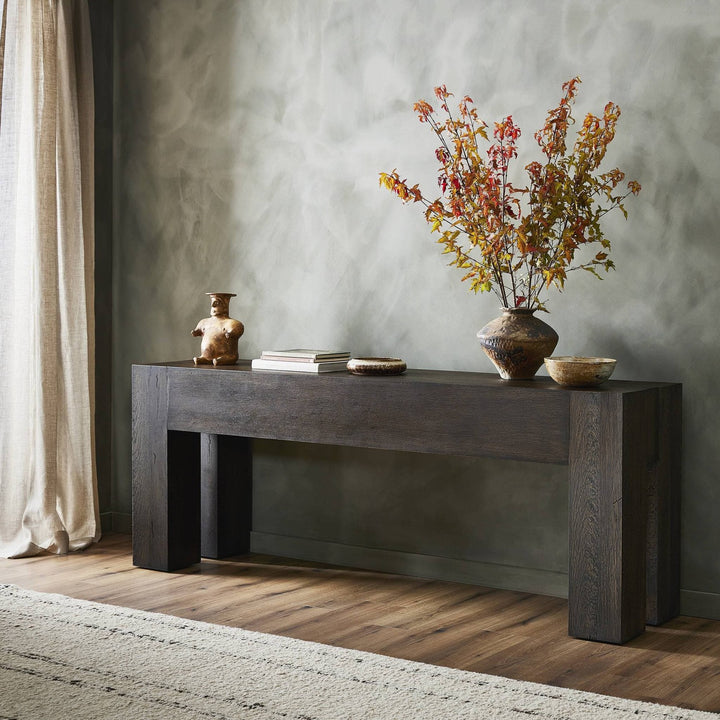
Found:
[114,1,720,612]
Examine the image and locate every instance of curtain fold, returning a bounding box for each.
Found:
[0,0,99,558]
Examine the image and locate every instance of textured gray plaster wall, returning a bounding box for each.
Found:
[114,0,720,610]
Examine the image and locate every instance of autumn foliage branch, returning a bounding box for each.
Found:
[379,77,641,311]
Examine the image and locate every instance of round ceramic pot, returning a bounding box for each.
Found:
[477,308,559,380]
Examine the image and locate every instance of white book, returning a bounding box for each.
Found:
[251,358,349,373]
[260,349,350,362]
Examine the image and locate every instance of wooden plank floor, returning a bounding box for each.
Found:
[2,532,719,713]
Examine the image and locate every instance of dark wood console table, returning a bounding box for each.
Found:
[131,361,681,644]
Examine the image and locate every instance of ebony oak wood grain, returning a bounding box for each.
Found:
[163,363,570,464]
[568,389,664,643]
[200,433,252,558]
[132,361,682,643]
[645,384,682,624]
[131,364,169,570]
[132,365,200,570]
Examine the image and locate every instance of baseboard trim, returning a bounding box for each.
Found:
[680,590,720,620]
[250,531,569,598]
[250,533,720,619]
[106,521,720,620]
[99,512,113,534]
[100,511,132,535]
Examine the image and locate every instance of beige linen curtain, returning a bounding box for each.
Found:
[0,0,99,557]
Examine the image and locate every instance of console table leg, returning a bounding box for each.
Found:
[201,433,253,558]
[568,391,650,644]
[646,385,681,625]
[132,365,201,571]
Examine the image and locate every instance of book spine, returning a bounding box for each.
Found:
[251,359,348,373]
[260,355,317,363]
[260,351,350,361]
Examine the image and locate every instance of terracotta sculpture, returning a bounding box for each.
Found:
[192,292,244,366]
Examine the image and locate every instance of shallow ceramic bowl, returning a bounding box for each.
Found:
[347,357,406,376]
[544,356,616,387]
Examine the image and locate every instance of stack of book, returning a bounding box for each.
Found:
[251,349,351,373]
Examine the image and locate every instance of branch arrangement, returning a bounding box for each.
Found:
[379,78,641,311]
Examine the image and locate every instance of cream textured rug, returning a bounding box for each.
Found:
[0,584,716,720]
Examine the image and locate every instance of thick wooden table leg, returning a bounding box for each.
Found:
[201,433,253,558]
[132,365,201,571]
[646,384,681,625]
[568,390,652,644]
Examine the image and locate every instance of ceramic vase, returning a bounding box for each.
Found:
[477,307,559,380]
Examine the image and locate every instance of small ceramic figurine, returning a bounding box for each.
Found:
[192,292,244,366]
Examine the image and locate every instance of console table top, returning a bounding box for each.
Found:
[137,359,678,395]
[131,359,682,643]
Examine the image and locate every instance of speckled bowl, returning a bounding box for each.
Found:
[544,356,616,387]
[347,357,407,376]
